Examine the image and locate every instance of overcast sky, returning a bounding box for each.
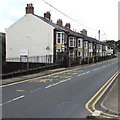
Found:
[0,0,119,41]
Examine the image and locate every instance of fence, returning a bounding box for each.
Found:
[3,54,116,78]
[6,55,54,63]
[3,55,57,76]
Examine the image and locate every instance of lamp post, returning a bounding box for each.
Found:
[97,30,101,62]
[101,33,106,41]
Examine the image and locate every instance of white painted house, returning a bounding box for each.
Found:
[6,4,54,63]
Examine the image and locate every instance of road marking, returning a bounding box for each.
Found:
[40,79,47,83]
[1,58,117,88]
[92,71,120,118]
[85,69,120,118]
[85,71,90,74]
[31,88,42,93]
[101,66,107,68]
[0,95,25,106]
[85,70,119,113]
[16,89,24,92]
[93,68,100,71]
[0,70,73,88]
[64,76,71,79]
[77,71,90,76]
[45,78,71,89]
[73,73,78,75]
[92,110,102,117]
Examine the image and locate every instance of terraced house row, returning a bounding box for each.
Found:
[6,3,111,65]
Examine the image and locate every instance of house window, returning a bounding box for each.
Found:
[70,38,73,46]
[56,32,64,44]
[84,42,88,49]
[78,38,83,48]
[62,33,64,44]
[69,51,75,59]
[57,49,60,52]
[84,52,87,58]
[78,51,82,57]
[57,33,60,43]
[89,52,92,57]
[69,37,76,47]
[97,44,99,50]
[89,43,92,49]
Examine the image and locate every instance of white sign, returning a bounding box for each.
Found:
[20,50,28,57]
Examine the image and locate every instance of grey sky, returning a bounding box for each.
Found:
[0,0,119,41]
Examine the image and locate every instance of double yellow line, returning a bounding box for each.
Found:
[85,69,120,118]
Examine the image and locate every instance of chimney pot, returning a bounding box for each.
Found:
[26,3,34,14]
[44,11,51,21]
[65,23,71,29]
[81,29,87,36]
[57,19,63,26]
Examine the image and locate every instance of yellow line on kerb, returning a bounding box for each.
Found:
[92,71,120,118]
[85,69,119,117]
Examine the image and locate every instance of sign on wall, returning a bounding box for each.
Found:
[20,50,29,58]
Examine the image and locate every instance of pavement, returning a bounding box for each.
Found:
[100,78,119,116]
[1,58,120,118]
[2,67,67,85]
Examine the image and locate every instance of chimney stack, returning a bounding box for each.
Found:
[57,19,63,26]
[26,3,34,14]
[44,11,51,21]
[65,23,71,29]
[81,29,87,36]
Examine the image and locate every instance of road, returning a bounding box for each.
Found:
[1,58,119,118]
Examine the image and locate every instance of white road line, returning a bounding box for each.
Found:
[93,68,101,71]
[102,66,107,68]
[45,78,71,89]
[85,71,90,74]
[77,71,90,76]
[31,87,42,93]
[0,95,25,106]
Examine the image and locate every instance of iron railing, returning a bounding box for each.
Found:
[6,55,54,64]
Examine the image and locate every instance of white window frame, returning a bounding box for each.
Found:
[69,51,75,59]
[78,38,83,48]
[84,41,88,49]
[56,32,65,44]
[89,43,93,50]
[69,37,76,47]
[77,51,82,57]
[84,52,88,58]
[89,52,93,57]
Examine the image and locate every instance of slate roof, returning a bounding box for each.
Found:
[34,14,104,44]
[34,14,70,33]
